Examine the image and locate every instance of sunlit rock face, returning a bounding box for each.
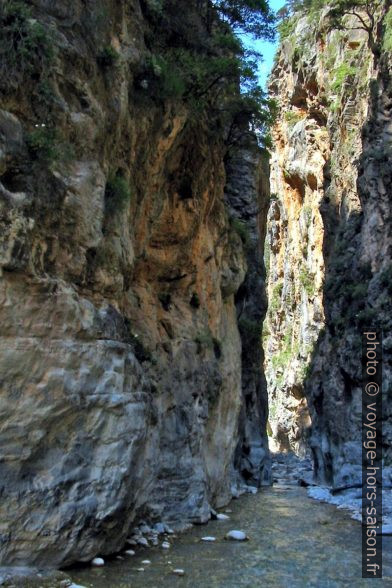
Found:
[0,0,270,568]
[266,7,392,485]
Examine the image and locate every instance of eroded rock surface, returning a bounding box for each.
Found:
[266,5,392,486]
[0,0,270,568]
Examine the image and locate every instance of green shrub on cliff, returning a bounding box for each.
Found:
[195,329,222,358]
[277,14,298,39]
[138,0,277,146]
[97,46,119,67]
[230,217,252,250]
[239,317,263,342]
[331,63,357,93]
[26,127,74,164]
[105,174,132,213]
[299,267,315,297]
[270,281,283,314]
[213,0,275,40]
[0,0,55,91]
[284,110,304,127]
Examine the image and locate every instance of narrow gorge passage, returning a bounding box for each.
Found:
[0,0,391,587]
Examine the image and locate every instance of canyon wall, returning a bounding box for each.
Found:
[0,0,270,568]
[266,3,392,485]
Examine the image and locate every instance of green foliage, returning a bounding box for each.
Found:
[26,127,73,164]
[214,0,276,40]
[97,46,119,67]
[0,0,55,91]
[331,62,357,93]
[284,110,304,127]
[195,329,222,358]
[299,361,312,380]
[238,317,262,343]
[105,174,132,214]
[141,45,276,141]
[137,3,277,145]
[144,0,164,17]
[35,80,56,107]
[328,0,381,54]
[278,15,298,39]
[271,327,299,374]
[299,267,315,297]
[349,282,368,300]
[230,217,252,250]
[277,0,327,39]
[268,400,278,421]
[383,8,392,52]
[270,281,283,314]
[356,307,378,327]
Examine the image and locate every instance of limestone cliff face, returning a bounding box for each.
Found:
[267,4,392,485]
[0,0,269,567]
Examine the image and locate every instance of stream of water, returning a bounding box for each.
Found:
[71,484,392,587]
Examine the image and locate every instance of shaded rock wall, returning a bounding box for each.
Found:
[267,4,392,485]
[0,0,269,568]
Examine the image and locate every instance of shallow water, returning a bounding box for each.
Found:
[71,486,392,587]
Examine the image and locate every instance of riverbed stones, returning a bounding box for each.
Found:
[201,537,216,542]
[91,557,104,567]
[225,530,248,541]
[137,538,149,547]
[172,569,185,576]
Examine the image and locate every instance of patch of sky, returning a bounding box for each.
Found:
[244,0,286,90]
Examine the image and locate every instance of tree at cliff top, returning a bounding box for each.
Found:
[142,0,277,146]
[278,0,383,54]
[328,0,383,54]
[213,0,276,39]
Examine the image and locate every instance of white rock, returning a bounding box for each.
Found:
[201,536,216,542]
[137,537,149,547]
[225,530,248,541]
[91,557,105,566]
[139,524,151,534]
[246,486,258,495]
[126,538,137,546]
[162,541,171,549]
[136,567,145,572]
[167,528,174,534]
[69,584,88,588]
[125,549,135,556]
[142,559,151,564]
[216,513,230,520]
[116,556,124,560]
[172,569,185,576]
